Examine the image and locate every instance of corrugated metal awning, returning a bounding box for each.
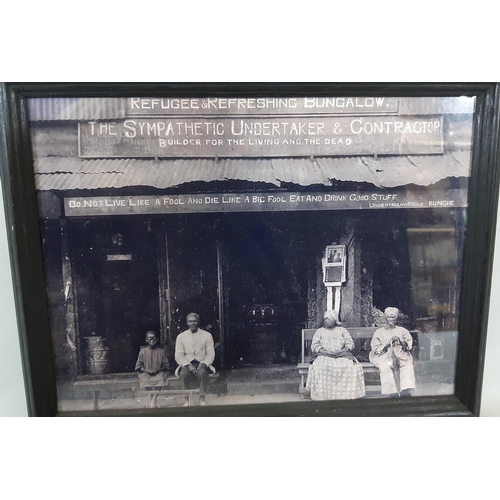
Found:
[28,98,127,121]
[33,152,471,191]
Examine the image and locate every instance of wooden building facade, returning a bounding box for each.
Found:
[30,97,473,381]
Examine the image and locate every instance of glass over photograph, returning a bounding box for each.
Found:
[29,95,474,411]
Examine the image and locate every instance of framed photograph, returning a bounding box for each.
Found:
[1,83,499,417]
[326,246,344,265]
[323,244,346,286]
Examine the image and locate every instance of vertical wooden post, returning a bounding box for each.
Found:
[327,286,342,316]
[164,229,173,352]
[61,219,80,376]
[157,223,169,349]
[327,286,333,311]
[93,390,99,411]
[339,220,362,327]
[216,239,225,369]
[334,286,341,316]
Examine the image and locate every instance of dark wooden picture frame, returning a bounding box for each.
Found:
[1,82,499,417]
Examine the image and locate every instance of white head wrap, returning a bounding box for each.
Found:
[384,307,399,316]
[324,309,342,325]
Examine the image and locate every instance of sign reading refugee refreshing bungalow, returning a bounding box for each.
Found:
[126,97,401,115]
[79,115,444,158]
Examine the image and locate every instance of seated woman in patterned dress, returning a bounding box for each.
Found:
[306,310,365,401]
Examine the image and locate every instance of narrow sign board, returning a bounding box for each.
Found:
[64,188,467,216]
[126,97,400,116]
[79,116,444,158]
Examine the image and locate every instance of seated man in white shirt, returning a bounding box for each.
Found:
[175,313,215,406]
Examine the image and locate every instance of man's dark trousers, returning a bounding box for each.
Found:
[179,366,209,395]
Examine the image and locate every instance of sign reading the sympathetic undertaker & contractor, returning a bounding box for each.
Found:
[126,97,400,116]
[79,116,444,158]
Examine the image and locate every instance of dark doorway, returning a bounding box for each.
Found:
[220,212,309,367]
[70,218,160,374]
[166,214,220,366]
[366,212,413,317]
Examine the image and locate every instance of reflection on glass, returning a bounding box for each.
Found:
[28,95,474,411]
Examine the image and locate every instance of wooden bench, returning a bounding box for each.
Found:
[74,365,219,409]
[73,377,139,411]
[143,365,219,407]
[297,327,380,397]
[143,388,200,408]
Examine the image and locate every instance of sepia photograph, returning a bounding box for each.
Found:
[28,94,474,411]
[327,246,343,264]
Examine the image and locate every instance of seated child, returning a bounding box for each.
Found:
[135,331,169,408]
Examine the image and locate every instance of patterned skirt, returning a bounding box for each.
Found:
[306,356,365,400]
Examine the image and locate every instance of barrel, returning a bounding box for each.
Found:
[85,336,110,374]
